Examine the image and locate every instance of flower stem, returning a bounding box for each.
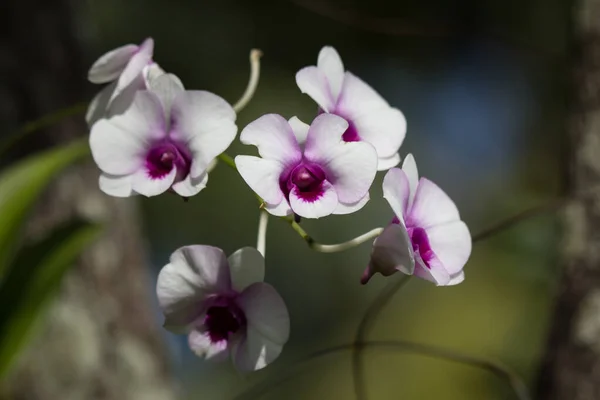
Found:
[234,339,530,400]
[232,49,263,114]
[352,275,411,400]
[286,219,383,253]
[256,211,269,257]
[217,153,236,170]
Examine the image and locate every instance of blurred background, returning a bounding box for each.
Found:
[0,0,571,399]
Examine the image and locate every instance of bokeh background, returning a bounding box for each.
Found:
[5,0,572,398]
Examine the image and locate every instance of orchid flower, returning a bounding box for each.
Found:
[296,46,407,170]
[157,245,290,371]
[86,38,164,125]
[362,154,471,286]
[235,113,378,219]
[89,74,237,198]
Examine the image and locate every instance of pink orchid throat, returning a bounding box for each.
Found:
[318,107,361,142]
[145,139,191,181]
[203,296,246,343]
[392,218,436,269]
[280,162,326,203]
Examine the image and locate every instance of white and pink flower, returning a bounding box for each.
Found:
[362,154,471,286]
[235,113,378,219]
[86,38,164,125]
[296,46,407,171]
[157,245,290,371]
[89,73,237,198]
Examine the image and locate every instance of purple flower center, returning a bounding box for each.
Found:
[341,119,361,142]
[280,163,327,203]
[204,304,245,343]
[145,140,191,181]
[409,227,435,269]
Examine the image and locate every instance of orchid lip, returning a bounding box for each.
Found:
[409,227,435,269]
[200,294,246,344]
[145,139,191,180]
[280,162,327,203]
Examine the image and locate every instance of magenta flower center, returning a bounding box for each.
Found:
[204,304,245,343]
[341,119,361,142]
[291,165,324,192]
[280,163,327,203]
[145,140,191,180]
[409,227,435,269]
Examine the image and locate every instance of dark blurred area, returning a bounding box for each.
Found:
[0,0,570,398]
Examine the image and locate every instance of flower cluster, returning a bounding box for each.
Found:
[87,40,471,371]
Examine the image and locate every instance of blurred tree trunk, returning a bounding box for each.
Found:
[536,0,600,399]
[0,1,176,399]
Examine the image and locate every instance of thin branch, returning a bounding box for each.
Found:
[233,339,530,400]
[286,219,383,253]
[232,49,263,114]
[352,275,411,400]
[256,211,269,257]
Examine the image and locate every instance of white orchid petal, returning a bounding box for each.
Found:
[362,223,414,284]
[89,91,165,175]
[234,283,290,371]
[131,167,177,197]
[407,178,461,229]
[88,44,138,84]
[98,173,134,198]
[382,168,410,223]
[289,179,338,219]
[295,66,335,112]
[333,193,369,215]
[317,46,345,101]
[228,247,265,292]
[235,155,285,205]
[239,114,302,165]
[171,170,208,197]
[156,245,231,332]
[170,91,237,175]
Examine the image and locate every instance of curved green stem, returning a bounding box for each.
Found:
[233,339,530,400]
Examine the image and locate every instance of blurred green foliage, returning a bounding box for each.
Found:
[0,139,100,379]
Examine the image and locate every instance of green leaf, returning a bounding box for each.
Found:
[0,139,90,278]
[0,219,102,379]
